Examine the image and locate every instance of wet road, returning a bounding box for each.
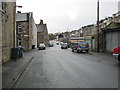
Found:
[17,42,118,88]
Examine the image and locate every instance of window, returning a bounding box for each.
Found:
[18,25,22,34]
[2,2,6,10]
[18,39,22,46]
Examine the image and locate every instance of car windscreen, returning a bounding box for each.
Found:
[62,44,67,46]
[40,44,45,46]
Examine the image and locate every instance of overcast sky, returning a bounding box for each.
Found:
[16,0,119,33]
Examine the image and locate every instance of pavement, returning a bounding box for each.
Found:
[2,49,36,88]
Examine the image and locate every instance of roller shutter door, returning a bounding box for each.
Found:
[106,31,120,52]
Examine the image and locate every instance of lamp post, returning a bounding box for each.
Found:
[97,0,100,52]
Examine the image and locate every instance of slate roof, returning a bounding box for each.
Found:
[16,12,33,22]
[101,22,120,32]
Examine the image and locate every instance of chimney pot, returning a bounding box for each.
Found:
[40,19,43,24]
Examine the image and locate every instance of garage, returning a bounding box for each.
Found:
[105,29,120,52]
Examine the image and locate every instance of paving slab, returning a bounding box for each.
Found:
[2,50,36,88]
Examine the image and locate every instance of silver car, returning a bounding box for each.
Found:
[61,43,68,49]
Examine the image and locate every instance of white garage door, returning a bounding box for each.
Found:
[106,31,120,52]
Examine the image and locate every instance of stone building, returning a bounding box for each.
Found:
[2,1,16,63]
[80,12,120,53]
[16,12,37,51]
[70,30,79,37]
[79,24,99,51]
[32,19,37,48]
[37,20,49,47]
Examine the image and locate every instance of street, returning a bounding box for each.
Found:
[8,41,118,88]
[1,1,120,89]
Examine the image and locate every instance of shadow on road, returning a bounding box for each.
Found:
[118,63,120,68]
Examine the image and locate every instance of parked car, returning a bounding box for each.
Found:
[67,44,70,48]
[113,46,120,62]
[48,43,54,47]
[72,41,89,53]
[38,43,46,50]
[61,43,68,49]
[60,42,64,45]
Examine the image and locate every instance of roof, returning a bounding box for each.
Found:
[16,12,33,22]
[101,22,120,32]
[16,13,27,21]
[102,28,120,32]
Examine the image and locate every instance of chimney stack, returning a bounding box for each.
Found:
[17,11,21,13]
[40,19,43,24]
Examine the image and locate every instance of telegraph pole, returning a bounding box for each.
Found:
[97,0,100,52]
[0,1,3,65]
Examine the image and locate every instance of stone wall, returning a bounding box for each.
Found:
[2,2,16,63]
[16,21,30,51]
[0,12,2,64]
[44,25,49,46]
[37,32,44,47]
[16,12,36,51]
[32,19,37,48]
[37,20,49,47]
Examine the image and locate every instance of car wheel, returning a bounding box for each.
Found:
[86,50,89,53]
[80,50,82,53]
[77,50,79,53]
[118,54,120,61]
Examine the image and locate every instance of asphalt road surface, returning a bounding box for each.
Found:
[16,41,118,88]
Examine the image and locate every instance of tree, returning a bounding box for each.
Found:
[49,33,56,40]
